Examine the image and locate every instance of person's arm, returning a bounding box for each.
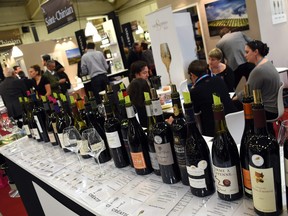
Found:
[45,83,52,96]
[80,58,88,76]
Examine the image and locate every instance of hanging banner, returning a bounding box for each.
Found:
[0,29,22,46]
[121,23,134,48]
[146,6,197,88]
[41,0,77,34]
[75,29,87,56]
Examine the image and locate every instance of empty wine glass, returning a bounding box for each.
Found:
[278,120,288,147]
[160,42,172,84]
[82,128,106,176]
[62,126,83,169]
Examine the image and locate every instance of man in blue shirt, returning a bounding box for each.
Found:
[81,42,109,104]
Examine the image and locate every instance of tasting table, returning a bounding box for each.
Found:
[0,136,287,216]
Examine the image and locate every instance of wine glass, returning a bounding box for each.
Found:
[160,42,172,84]
[62,126,83,168]
[277,120,288,147]
[82,128,106,176]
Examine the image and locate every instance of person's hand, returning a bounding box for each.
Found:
[165,116,174,125]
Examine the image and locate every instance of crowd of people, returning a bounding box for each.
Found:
[0,28,281,137]
[0,54,71,120]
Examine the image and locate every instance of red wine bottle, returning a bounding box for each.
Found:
[183,92,215,197]
[118,91,133,167]
[125,95,152,175]
[144,92,160,175]
[211,94,243,201]
[151,88,180,184]
[19,97,32,138]
[249,90,282,215]
[240,85,254,198]
[171,84,189,185]
[103,93,129,168]
[84,96,111,163]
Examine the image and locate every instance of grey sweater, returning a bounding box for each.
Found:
[245,61,280,113]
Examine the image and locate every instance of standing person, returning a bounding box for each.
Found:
[208,48,234,92]
[188,60,237,137]
[0,68,26,119]
[43,60,62,94]
[141,41,156,76]
[13,65,22,79]
[29,64,51,96]
[127,42,142,71]
[81,42,109,104]
[216,28,255,88]
[234,40,280,133]
[42,54,65,73]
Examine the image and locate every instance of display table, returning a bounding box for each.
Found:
[0,136,287,216]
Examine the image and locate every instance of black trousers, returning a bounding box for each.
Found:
[91,74,109,104]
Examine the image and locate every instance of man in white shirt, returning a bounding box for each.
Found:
[81,42,109,104]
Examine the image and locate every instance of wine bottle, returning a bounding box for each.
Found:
[170,84,189,186]
[183,92,215,197]
[31,93,50,143]
[84,96,111,163]
[211,94,243,201]
[88,91,105,130]
[144,92,160,175]
[41,96,57,146]
[119,82,128,97]
[59,94,73,126]
[125,95,152,175]
[106,84,120,119]
[54,100,69,151]
[75,93,87,122]
[249,90,282,215]
[240,84,254,198]
[151,88,180,184]
[19,97,32,138]
[118,91,133,167]
[103,93,129,168]
[70,96,90,159]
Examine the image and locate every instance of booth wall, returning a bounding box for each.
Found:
[156,0,261,58]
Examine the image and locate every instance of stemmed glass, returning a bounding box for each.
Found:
[277,120,287,192]
[160,42,172,84]
[62,126,83,169]
[82,128,106,175]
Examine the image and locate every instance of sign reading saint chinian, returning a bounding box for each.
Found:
[41,0,76,34]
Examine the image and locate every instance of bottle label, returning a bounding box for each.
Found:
[33,128,40,140]
[188,176,206,189]
[145,105,152,117]
[249,165,276,213]
[131,152,146,169]
[149,152,160,170]
[173,136,186,166]
[186,160,207,176]
[154,142,174,165]
[242,168,252,191]
[58,133,65,148]
[80,140,89,155]
[152,100,163,116]
[126,106,135,119]
[30,128,35,138]
[213,165,239,195]
[106,131,121,148]
[34,115,43,133]
[52,122,57,133]
[48,132,56,143]
[23,124,31,135]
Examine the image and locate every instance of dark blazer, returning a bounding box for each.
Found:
[0,77,26,118]
[190,75,237,137]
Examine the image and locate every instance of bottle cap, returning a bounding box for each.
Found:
[70,96,75,104]
[118,91,124,101]
[106,84,113,93]
[144,92,151,101]
[53,92,58,99]
[125,95,131,105]
[41,95,47,102]
[183,92,191,104]
[243,84,251,98]
[103,93,109,103]
[120,82,125,90]
[88,91,94,99]
[253,89,262,104]
[171,84,177,93]
[212,93,221,105]
[84,95,89,104]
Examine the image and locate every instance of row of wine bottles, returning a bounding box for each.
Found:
[18,83,283,216]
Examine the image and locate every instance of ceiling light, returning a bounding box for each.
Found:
[11,46,23,58]
[85,22,97,36]
[136,25,144,34]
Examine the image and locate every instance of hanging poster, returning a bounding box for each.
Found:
[270,0,287,24]
[205,0,249,37]
[146,6,197,89]
[41,0,77,34]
